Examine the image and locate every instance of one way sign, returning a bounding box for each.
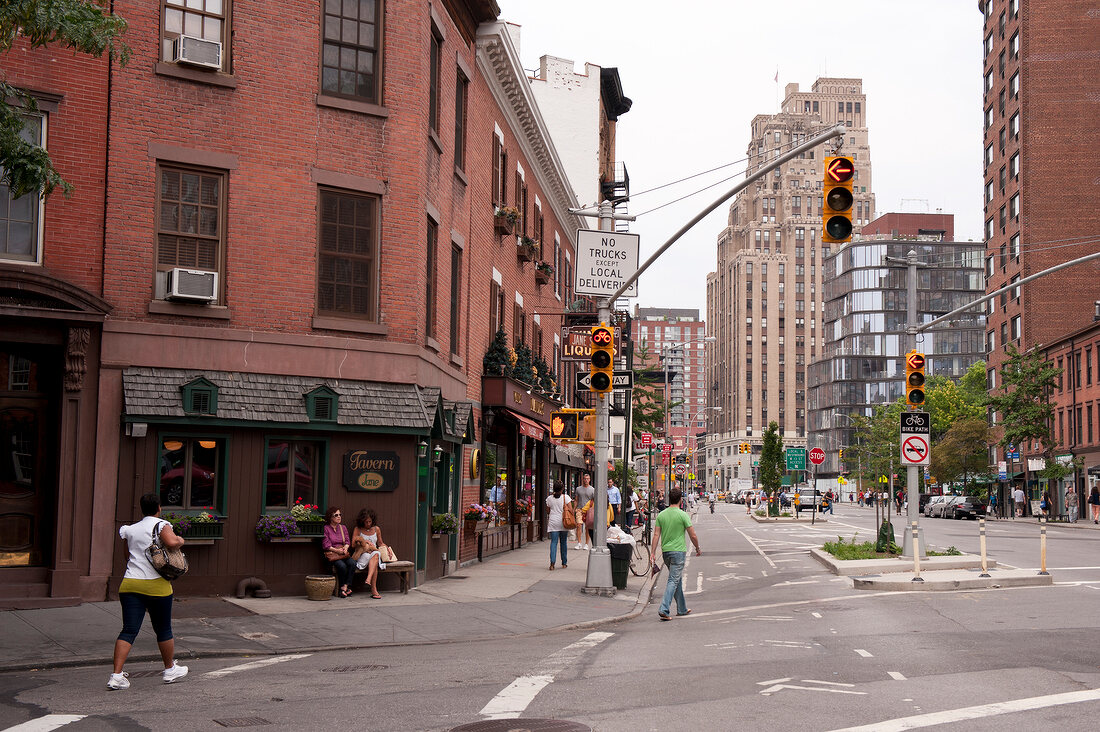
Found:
[576,370,634,392]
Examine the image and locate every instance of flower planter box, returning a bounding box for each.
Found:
[295,520,325,538]
[465,519,490,533]
[431,532,455,539]
[535,270,551,285]
[516,245,537,263]
[179,522,224,540]
[494,214,516,235]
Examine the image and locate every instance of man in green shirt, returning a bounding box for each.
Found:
[649,488,701,620]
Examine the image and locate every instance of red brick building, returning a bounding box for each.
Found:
[2,1,631,604]
[0,25,112,605]
[980,1,1100,476]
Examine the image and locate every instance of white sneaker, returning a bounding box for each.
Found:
[575,543,582,550]
[107,672,129,690]
[162,662,189,684]
[583,544,590,550]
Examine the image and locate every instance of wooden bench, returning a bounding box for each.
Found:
[335,559,415,594]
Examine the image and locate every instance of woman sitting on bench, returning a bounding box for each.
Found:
[352,508,388,599]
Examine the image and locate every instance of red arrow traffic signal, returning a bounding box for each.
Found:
[826,157,854,183]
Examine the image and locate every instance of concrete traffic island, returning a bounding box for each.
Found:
[810,547,1053,591]
[748,513,827,523]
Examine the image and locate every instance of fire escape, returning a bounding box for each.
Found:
[600,162,630,233]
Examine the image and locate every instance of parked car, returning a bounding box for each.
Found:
[924,495,950,517]
[794,487,823,512]
[947,495,987,519]
[918,493,937,514]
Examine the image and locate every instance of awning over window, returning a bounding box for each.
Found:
[501,409,547,441]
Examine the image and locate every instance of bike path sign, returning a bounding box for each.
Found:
[900,411,931,466]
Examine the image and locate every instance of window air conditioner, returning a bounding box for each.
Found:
[166,268,218,302]
[172,35,222,70]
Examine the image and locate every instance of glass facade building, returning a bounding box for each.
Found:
[807,231,986,475]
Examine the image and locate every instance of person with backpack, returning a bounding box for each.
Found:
[109,493,189,690]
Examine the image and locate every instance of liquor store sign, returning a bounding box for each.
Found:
[561,325,622,362]
[344,450,400,492]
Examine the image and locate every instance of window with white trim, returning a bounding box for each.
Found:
[0,114,44,263]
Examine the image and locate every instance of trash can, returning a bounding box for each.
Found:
[608,542,632,590]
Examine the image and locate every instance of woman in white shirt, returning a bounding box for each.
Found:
[109,493,188,690]
[546,480,572,570]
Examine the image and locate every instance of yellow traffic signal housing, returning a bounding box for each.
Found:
[822,156,854,244]
[905,350,926,407]
[589,323,615,395]
[839,449,844,460]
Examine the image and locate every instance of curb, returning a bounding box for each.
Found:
[851,572,1054,591]
[809,547,993,576]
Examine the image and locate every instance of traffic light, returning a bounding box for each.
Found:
[589,323,614,395]
[839,448,844,461]
[905,350,926,407]
[549,411,579,440]
[822,156,854,244]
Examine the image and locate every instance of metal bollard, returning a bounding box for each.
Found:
[1038,516,1050,575]
[911,521,923,582]
[978,517,991,578]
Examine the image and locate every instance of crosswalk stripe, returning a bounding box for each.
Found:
[2,715,86,732]
[203,654,311,678]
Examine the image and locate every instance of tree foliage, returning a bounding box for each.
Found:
[758,421,783,515]
[987,345,1078,483]
[1,0,130,198]
[630,340,676,439]
[929,417,994,494]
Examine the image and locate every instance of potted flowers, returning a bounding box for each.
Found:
[161,510,224,540]
[516,236,539,263]
[535,260,553,285]
[464,503,497,533]
[494,205,520,234]
[431,512,459,537]
[291,499,325,537]
[255,513,300,542]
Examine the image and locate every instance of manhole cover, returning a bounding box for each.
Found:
[450,720,590,732]
[213,718,272,728]
[323,664,389,673]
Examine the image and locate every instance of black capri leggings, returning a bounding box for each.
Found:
[118,592,174,644]
[330,557,357,587]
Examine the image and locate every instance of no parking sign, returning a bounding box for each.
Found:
[900,411,931,466]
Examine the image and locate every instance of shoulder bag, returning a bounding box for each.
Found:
[146,521,188,580]
[561,499,577,530]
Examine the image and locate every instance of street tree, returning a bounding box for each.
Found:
[849,399,905,491]
[924,360,987,441]
[929,416,994,494]
[987,345,1078,485]
[1,0,130,198]
[757,421,783,516]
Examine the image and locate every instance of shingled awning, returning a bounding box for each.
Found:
[121,367,468,432]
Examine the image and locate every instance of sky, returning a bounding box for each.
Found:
[498,0,985,318]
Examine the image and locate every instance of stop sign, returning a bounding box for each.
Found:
[809,447,826,465]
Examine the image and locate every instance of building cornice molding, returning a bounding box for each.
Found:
[475,22,583,242]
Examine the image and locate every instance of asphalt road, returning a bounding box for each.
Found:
[3,503,1099,731]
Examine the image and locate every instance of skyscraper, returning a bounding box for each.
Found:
[706,78,875,482]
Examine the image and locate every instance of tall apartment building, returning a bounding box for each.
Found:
[980,1,1100,473]
[706,78,875,477]
[632,308,708,448]
[807,213,986,477]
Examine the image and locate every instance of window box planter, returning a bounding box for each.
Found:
[494,214,516,235]
[516,238,539,263]
[465,519,490,533]
[535,269,551,285]
[179,522,224,540]
[431,532,455,539]
[295,520,326,538]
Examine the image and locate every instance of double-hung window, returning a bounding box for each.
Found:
[0,114,44,263]
[322,0,383,103]
[162,0,231,73]
[317,189,380,320]
[264,439,324,510]
[156,164,226,299]
[159,435,226,511]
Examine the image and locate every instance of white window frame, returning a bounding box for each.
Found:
[1,113,46,265]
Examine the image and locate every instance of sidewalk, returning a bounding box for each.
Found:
[0,540,657,673]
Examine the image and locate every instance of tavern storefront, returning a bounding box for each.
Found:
[469,376,557,560]
[115,368,472,597]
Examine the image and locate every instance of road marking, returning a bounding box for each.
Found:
[773,580,820,586]
[480,631,613,719]
[811,612,822,618]
[734,527,778,569]
[888,671,907,680]
[804,679,856,687]
[828,687,1100,731]
[3,716,86,732]
[758,677,794,685]
[204,654,311,678]
[854,649,873,657]
[761,681,867,696]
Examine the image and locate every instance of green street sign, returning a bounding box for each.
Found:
[785,448,806,471]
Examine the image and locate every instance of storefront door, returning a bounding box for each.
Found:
[0,397,50,567]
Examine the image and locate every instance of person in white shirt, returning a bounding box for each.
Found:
[545,481,573,570]
[109,493,189,690]
[1013,486,1026,517]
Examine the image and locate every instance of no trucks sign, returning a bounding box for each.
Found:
[574,229,639,298]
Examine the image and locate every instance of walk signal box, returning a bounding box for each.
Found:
[822,156,854,244]
[550,409,595,443]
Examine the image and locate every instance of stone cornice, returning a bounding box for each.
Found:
[475,22,583,243]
